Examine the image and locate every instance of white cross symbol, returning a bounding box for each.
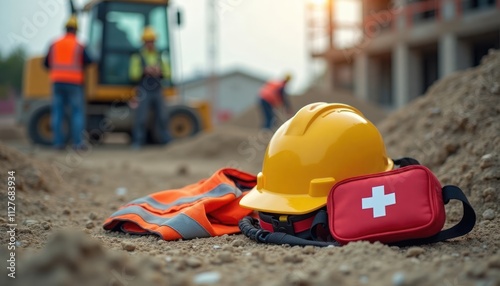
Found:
[362,185,396,218]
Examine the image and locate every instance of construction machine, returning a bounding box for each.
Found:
[20,0,212,146]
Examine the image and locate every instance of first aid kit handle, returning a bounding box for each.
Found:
[391,185,476,247]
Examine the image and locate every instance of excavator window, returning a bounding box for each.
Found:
[87,1,172,86]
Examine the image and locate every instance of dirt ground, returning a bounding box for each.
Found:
[0,51,499,286]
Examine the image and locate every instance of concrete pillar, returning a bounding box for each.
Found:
[354,52,370,102]
[439,33,458,77]
[392,42,410,108]
[408,49,422,100]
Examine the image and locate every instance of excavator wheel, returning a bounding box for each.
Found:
[166,106,202,140]
[27,105,70,146]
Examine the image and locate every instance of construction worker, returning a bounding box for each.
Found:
[129,26,171,149]
[258,74,293,129]
[44,15,92,150]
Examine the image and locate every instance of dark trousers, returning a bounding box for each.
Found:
[132,79,169,146]
[51,82,85,148]
[260,98,274,129]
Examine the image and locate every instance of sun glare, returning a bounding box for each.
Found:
[310,0,328,6]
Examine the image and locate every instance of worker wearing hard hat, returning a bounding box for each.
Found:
[258,74,293,129]
[44,15,92,150]
[129,26,171,149]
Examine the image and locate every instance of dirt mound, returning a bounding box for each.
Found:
[163,125,270,173]
[229,87,388,129]
[379,49,500,219]
[0,143,65,193]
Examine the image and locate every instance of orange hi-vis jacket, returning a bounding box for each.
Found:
[259,80,285,107]
[103,168,257,240]
[49,34,85,85]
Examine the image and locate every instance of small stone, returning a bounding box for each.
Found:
[86,174,101,185]
[42,221,51,230]
[480,153,495,169]
[217,251,233,263]
[193,271,221,285]
[231,239,245,247]
[406,247,425,258]
[429,107,441,115]
[467,263,487,278]
[88,212,98,220]
[392,271,405,286]
[487,255,500,269]
[441,254,452,261]
[445,143,458,154]
[339,264,351,274]
[186,257,202,268]
[122,242,136,251]
[285,271,310,286]
[221,244,233,252]
[302,245,316,255]
[62,209,71,215]
[283,254,303,264]
[482,209,495,220]
[85,221,95,229]
[482,187,496,202]
[481,169,500,180]
[490,83,500,94]
[23,219,39,226]
[115,187,128,196]
[212,245,221,249]
[177,165,189,176]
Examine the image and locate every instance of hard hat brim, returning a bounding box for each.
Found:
[240,187,327,215]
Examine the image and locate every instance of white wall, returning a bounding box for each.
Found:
[180,72,266,118]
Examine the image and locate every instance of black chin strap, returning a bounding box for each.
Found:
[238,216,340,247]
[393,157,421,167]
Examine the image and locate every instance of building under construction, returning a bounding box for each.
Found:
[308,0,500,108]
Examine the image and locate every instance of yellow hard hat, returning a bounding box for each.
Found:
[142,26,157,42]
[240,102,394,215]
[65,15,78,30]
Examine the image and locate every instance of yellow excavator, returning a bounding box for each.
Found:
[20,0,211,145]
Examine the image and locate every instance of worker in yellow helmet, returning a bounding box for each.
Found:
[43,15,92,150]
[129,26,171,149]
[258,73,293,129]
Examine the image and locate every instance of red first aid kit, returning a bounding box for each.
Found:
[327,165,476,245]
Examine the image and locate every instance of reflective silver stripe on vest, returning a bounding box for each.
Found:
[110,206,211,239]
[50,42,83,71]
[128,183,242,211]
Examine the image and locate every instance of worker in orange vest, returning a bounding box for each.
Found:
[259,74,293,129]
[44,15,92,150]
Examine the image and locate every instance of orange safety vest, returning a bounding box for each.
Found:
[103,168,257,240]
[259,80,285,107]
[49,34,85,85]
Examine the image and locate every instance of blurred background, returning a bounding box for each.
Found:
[0,0,499,141]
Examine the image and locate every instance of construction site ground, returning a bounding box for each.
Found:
[0,50,499,286]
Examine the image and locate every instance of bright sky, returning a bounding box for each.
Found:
[0,0,360,94]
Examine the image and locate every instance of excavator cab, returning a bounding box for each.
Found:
[85,0,172,87]
[21,0,210,146]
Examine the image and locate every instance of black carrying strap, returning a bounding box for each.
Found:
[391,185,476,247]
[239,216,340,247]
[393,157,420,167]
